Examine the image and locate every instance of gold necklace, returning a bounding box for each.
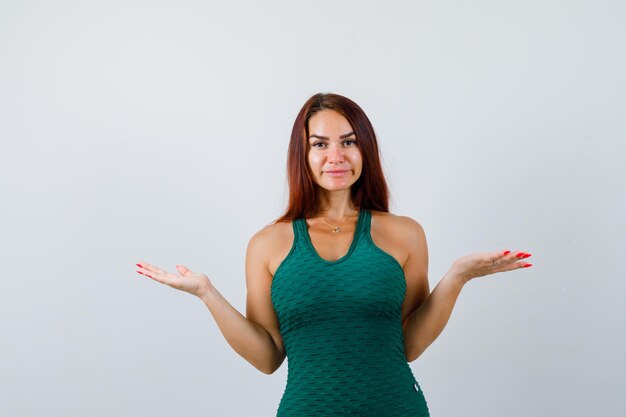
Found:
[318,212,358,233]
[320,219,342,233]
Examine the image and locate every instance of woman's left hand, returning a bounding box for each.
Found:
[451,250,533,284]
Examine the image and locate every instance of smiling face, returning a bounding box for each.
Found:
[307,109,363,192]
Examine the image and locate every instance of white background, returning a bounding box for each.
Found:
[1,0,624,416]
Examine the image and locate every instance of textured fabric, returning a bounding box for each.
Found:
[271,208,430,416]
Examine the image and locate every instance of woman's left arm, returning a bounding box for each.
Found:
[402,268,466,362]
[401,220,532,362]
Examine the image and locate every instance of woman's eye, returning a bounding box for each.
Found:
[312,140,356,148]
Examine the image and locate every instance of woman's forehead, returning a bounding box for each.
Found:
[308,110,353,136]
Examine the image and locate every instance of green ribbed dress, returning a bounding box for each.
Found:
[271,208,430,416]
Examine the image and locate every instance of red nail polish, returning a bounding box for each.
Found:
[503,250,511,255]
[136,263,142,268]
[137,270,145,275]
[523,263,532,268]
[516,252,524,258]
[522,253,532,258]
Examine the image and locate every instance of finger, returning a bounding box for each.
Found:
[176,265,190,275]
[489,250,512,267]
[136,270,156,280]
[494,259,532,273]
[135,261,152,272]
[506,251,532,262]
[137,269,178,286]
[136,261,166,275]
[135,264,157,279]
[134,262,172,282]
[493,250,532,266]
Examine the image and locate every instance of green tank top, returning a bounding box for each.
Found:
[271,208,430,416]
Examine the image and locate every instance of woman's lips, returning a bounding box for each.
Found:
[325,170,349,177]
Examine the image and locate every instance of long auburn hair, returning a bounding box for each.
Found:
[272,92,390,224]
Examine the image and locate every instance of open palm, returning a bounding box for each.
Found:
[452,250,533,284]
[135,262,211,297]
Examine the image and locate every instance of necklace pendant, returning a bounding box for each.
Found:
[332,227,341,233]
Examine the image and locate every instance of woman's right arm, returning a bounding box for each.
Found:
[198,228,286,375]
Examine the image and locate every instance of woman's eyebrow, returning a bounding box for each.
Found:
[309,131,355,140]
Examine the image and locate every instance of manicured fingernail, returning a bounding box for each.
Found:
[523,263,532,268]
[522,253,532,258]
[516,252,524,258]
[503,250,511,255]
[136,263,142,268]
[137,270,144,275]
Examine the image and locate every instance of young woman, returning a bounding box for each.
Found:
[135,92,533,416]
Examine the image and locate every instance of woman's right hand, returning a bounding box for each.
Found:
[135,261,212,298]
[450,249,532,284]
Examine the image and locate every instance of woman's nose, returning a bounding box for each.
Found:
[327,144,345,161]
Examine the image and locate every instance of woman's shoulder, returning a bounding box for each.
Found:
[248,220,295,276]
[250,219,293,246]
[370,209,423,226]
[369,209,425,236]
